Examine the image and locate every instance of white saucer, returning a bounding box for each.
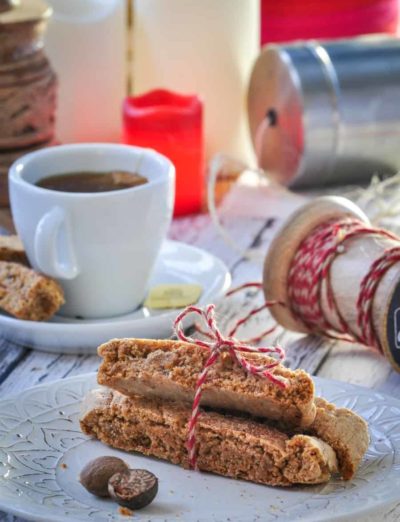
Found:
[0,241,231,354]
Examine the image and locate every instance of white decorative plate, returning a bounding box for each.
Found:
[0,240,230,355]
[0,374,399,522]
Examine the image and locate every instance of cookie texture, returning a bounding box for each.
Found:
[80,387,338,487]
[0,261,64,320]
[308,397,369,480]
[0,236,29,265]
[97,338,316,428]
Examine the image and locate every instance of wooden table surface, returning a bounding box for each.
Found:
[0,182,400,521]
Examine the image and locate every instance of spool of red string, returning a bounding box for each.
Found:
[263,196,400,372]
[261,0,398,45]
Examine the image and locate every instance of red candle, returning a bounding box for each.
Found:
[123,89,204,216]
[260,0,398,45]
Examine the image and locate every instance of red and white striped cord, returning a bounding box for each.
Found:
[195,282,283,344]
[173,302,286,469]
[287,217,400,352]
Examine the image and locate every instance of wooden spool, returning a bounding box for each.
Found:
[263,196,400,372]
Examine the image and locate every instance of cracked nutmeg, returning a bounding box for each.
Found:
[108,469,158,509]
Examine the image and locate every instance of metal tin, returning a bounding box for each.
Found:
[248,37,400,188]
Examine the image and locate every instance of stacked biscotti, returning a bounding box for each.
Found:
[80,339,370,487]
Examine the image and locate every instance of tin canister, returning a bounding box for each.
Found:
[248,37,400,188]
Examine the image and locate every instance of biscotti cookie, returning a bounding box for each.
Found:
[0,261,64,320]
[0,235,28,265]
[80,387,338,486]
[308,397,369,480]
[97,338,316,428]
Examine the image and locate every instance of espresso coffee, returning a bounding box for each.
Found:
[36,171,148,193]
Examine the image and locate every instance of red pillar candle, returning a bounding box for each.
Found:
[123,89,204,216]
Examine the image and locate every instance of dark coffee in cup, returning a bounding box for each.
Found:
[36,171,148,193]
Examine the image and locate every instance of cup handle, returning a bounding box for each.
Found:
[34,207,79,279]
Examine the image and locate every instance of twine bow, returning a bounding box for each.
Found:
[173,303,287,469]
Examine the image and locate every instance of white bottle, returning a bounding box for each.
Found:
[132,0,260,164]
[44,0,126,143]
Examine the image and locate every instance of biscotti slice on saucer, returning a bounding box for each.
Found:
[80,387,338,487]
[0,261,65,320]
[0,235,28,265]
[97,338,316,428]
[308,397,369,480]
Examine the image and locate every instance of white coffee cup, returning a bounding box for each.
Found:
[9,143,175,319]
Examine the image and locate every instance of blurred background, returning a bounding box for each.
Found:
[2,0,400,218]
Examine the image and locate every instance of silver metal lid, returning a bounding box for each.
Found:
[248,43,339,188]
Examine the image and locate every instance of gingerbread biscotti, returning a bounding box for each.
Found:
[0,235,28,265]
[80,387,338,486]
[0,261,64,320]
[307,397,369,480]
[97,338,316,428]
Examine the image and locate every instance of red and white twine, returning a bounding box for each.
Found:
[287,217,400,352]
[173,302,286,469]
[195,282,283,344]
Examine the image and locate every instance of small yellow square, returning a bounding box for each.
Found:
[144,283,203,309]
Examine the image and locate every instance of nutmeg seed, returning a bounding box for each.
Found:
[79,456,129,497]
[108,469,158,509]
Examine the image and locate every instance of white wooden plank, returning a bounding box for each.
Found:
[0,351,99,397]
[284,335,333,375]
[0,338,26,385]
[169,213,211,245]
[0,515,18,522]
[176,214,271,268]
[316,340,400,393]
